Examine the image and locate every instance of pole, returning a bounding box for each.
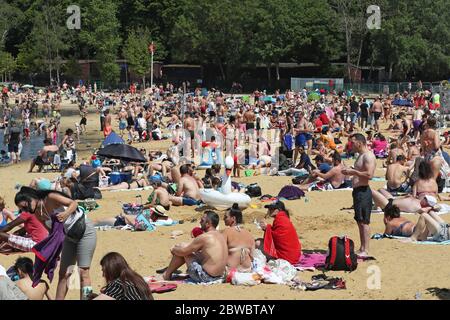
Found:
[151,51,154,89]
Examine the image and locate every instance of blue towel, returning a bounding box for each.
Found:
[371,233,450,245]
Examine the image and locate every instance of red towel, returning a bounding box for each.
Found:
[264,211,302,264]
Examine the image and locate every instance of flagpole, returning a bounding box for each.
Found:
[150,44,154,89]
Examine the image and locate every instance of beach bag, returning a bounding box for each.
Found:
[277,186,305,200]
[66,213,86,243]
[245,183,262,198]
[325,236,358,272]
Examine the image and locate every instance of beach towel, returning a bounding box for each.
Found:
[148,282,178,294]
[371,233,450,245]
[371,205,450,215]
[263,212,301,265]
[308,182,352,192]
[277,186,305,200]
[294,253,327,270]
[31,215,65,287]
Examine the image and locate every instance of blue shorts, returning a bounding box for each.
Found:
[295,134,306,147]
[182,197,200,206]
[119,121,127,130]
[187,260,223,283]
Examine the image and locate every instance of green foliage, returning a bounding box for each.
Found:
[2,0,449,82]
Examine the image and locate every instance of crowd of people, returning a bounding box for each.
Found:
[0,80,449,300]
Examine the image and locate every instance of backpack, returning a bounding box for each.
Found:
[325,236,358,272]
[245,183,262,198]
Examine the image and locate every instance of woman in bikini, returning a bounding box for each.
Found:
[375,161,439,213]
[383,202,415,237]
[97,177,150,191]
[221,204,255,272]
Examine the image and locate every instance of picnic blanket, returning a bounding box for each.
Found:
[371,204,450,215]
[371,233,450,245]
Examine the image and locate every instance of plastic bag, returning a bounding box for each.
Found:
[267,259,298,283]
[252,249,267,273]
[230,271,262,286]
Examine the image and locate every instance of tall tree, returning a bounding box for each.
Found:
[123,27,167,88]
[80,0,122,86]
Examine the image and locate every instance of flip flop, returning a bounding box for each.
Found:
[156,267,182,275]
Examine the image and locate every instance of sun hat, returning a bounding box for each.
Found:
[154,205,169,217]
[424,195,438,207]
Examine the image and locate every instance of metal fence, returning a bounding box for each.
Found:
[341,82,445,95]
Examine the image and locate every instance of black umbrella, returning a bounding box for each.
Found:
[97,144,146,163]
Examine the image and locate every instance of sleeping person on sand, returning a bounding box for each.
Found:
[96,177,151,191]
[401,209,450,243]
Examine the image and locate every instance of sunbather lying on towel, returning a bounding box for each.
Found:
[372,189,440,214]
[401,210,450,243]
[96,177,150,191]
[161,211,227,283]
[383,202,416,237]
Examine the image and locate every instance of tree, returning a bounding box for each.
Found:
[0,50,16,82]
[123,27,167,88]
[330,0,376,82]
[80,0,122,86]
[0,0,22,49]
[15,4,68,86]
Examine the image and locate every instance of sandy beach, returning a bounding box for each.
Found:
[1,101,449,300]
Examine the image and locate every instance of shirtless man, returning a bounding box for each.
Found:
[28,138,59,173]
[294,112,314,161]
[169,164,201,206]
[406,139,420,163]
[243,107,256,134]
[222,204,255,272]
[183,112,195,158]
[118,107,128,137]
[14,257,52,300]
[307,152,349,189]
[385,155,410,194]
[162,211,228,282]
[145,180,171,210]
[371,98,383,132]
[341,133,376,257]
[103,109,112,137]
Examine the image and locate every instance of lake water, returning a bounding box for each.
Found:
[0,129,61,161]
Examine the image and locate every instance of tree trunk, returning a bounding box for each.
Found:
[275,62,280,81]
[388,62,394,81]
[267,63,271,84]
[142,76,146,90]
[218,61,226,81]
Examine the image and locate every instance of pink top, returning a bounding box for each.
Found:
[19,212,49,243]
[372,139,387,154]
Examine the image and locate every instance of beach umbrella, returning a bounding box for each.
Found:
[101,131,125,147]
[97,144,146,162]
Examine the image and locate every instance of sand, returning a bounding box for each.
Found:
[0,100,449,300]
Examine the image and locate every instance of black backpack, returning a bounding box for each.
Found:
[245,183,262,198]
[325,236,358,272]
